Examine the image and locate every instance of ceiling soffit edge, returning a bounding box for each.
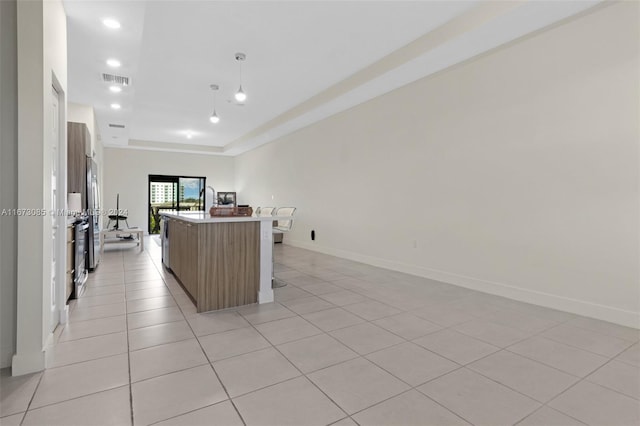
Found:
[222,0,522,154]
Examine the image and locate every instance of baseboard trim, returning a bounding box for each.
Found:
[287,240,640,329]
[0,348,14,369]
[11,349,45,376]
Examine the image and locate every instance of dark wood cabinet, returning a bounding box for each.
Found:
[66,224,74,301]
[67,122,90,209]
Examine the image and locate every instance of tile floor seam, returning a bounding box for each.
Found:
[369,352,465,389]
[180,301,248,426]
[23,384,131,416]
[536,377,623,424]
[299,307,367,333]
[415,367,543,426]
[205,363,247,425]
[45,348,130,371]
[514,404,588,426]
[580,358,640,401]
[129,360,210,385]
[451,314,568,352]
[445,364,554,407]
[126,252,156,426]
[327,417,353,426]
[498,334,593,378]
[500,345,605,379]
[104,250,163,425]
[144,402,228,426]
[427,321,599,403]
[354,332,411,355]
[240,312,351,420]
[127,318,184,331]
[128,331,195,352]
[541,331,636,361]
[350,386,471,426]
[54,324,127,341]
[235,304,297,326]
[565,322,640,344]
[195,336,271,363]
[10,371,44,423]
[613,356,640,368]
[464,359,581,405]
[73,242,638,426]
[68,307,126,323]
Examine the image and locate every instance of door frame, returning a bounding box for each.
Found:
[51,76,68,328]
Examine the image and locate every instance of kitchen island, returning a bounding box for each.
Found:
[160,211,278,312]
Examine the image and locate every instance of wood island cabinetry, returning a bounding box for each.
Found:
[166,216,260,312]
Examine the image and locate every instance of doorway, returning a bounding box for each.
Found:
[148,175,206,234]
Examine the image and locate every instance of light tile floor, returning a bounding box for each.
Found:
[1,238,639,425]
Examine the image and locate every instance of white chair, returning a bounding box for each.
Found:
[271,207,295,288]
[273,207,296,243]
[258,207,275,217]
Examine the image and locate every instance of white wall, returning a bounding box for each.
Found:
[236,2,639,327]
[13,0,68,375]
[0,0,18,369]
[103,148,235,233]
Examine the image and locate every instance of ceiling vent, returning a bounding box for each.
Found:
[108,123,125,129]
[101,73,130,86]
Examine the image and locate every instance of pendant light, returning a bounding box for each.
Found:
[209,84,220,123]
[234,52,247,103]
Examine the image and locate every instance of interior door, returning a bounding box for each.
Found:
[50,86,60,331]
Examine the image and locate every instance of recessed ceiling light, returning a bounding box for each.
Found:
[102,18,121,29]
[110,103,121,110]
[109,85,122,93]
[186,131,193,139]
[106,58,121,68]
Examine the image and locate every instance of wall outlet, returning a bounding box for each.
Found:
[412,240,418,249]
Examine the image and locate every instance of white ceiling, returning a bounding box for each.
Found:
[64,0,603,156]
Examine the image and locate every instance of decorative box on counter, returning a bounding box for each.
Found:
[209,206,253,217]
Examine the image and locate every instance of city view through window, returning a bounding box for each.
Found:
[148,175,205,234]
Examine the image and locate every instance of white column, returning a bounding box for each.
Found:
[13,0,46,375]
[258,219,274,303]
[12,0,67,375]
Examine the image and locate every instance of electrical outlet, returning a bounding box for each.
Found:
[412,240,418,249]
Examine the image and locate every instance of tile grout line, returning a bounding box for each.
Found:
[48,241,634,425]
[14,371,44,425]
[16,250,126,423]
[183,315,249,426]
[247,268,495,425]
[242,315,352,421]
[287,285,588,422]
[146,244,249,426]
[109,246,146,425]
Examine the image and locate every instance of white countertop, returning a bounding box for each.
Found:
[160,210,287,224]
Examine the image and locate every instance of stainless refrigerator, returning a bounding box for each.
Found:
[86,158,101,270]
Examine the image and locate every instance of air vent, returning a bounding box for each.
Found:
[108,123,125,129]
[101,73,130,86]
